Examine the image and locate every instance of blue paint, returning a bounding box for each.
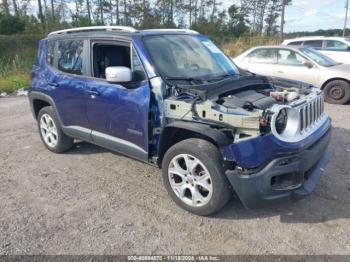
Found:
[85,78,150,152]
[220,117,332,169]
[30,30,331,169]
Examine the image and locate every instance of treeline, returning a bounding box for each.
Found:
[0,0,291,41]
[286,28,350,38]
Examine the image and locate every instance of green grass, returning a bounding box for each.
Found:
[0,34,41,93]
[0,73,29,93]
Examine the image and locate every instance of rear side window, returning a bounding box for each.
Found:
[57,40,84,75]
[325,40,349,51]
[303,40,323,50]
[248,49,275,64]
[46,41,55,65]
[287,41,302,46]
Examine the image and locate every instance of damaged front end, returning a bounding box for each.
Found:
[162,74,332,208]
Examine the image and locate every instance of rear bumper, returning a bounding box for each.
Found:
[225,126,331,209]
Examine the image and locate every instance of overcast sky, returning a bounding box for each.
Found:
[26,0,348,32]
[284,0,348,32]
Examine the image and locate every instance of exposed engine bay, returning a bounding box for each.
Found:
[164,75,327,143]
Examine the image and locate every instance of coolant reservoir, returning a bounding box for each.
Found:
[286,91,299,102]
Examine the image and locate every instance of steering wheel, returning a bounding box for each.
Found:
[189,63,200,71]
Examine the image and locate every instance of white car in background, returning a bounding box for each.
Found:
[234,45,350,104]
[282,36,350,64]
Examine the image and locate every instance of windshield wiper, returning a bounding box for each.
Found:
[165,76,205,84]
[165,76,203,81]
[204,73,237,82]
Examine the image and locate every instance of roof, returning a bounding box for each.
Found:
[283,36,349,42]
[248,45,304,50]
[47,26,199,39]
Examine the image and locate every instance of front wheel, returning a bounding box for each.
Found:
[162,138,231,216]
[324,80,350,105]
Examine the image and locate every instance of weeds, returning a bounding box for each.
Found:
[0,34,41,93]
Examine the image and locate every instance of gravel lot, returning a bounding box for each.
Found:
[0,96,349,255]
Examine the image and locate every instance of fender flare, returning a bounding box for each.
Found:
[157,121,231,166]
[28,91,63,126]
[163,121,231,146]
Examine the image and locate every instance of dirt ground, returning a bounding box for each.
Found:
[0,96,349,255]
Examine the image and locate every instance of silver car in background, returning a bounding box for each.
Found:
[234,45,350,104]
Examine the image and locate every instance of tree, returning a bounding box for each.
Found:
[0,15,25,34]
[12,0,19,16]
[1,0,10,15]
[264,0,281,36]
[37,0,45,28]
[227,4,249,37]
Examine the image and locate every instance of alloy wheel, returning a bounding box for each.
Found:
[39,113,58,148]
[168,154,213,207]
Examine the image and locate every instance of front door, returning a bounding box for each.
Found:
[85,40,150,161]
[274,49,319,87]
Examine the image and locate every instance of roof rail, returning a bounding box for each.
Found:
[141,29,199,34]
[48,26,137,37]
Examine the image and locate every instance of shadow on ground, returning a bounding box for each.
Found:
[64,127,350,224]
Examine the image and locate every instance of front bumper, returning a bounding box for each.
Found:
[225,123,331,209]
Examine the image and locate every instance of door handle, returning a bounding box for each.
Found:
[48,82,59,87]
[86,89,101,96]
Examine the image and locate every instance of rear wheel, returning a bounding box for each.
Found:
[162,138,231,216]
[37,106,73,153]
[324,80,350,105]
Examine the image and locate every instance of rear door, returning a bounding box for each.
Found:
[322,39,350,63]
[274,48,320,87]
[238,48,276,77]
[84,40,150,161]
[49,38,91,140]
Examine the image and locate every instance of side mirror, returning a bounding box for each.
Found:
[303,61,314,68]
[105,66,131,83]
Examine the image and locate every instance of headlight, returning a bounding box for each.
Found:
[270,105,300,142]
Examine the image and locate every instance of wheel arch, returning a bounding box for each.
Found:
[157,121,231,167]
[320,77,350,90]
[29,91,59,119]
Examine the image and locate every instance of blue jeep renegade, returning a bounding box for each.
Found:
[29,26,332,215]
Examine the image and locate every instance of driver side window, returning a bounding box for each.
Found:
[91,42,146,82]
[277,49,306,66]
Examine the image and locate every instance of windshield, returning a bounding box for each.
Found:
[300,47,338,67]
[142,34,239,80]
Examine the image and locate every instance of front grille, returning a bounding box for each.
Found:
[299,95,324,132]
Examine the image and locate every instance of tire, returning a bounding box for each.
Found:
[37,106,74,153]
[161,138,231,216]
[323,80,350,105]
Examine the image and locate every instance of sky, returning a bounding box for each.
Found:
[283,0,348,32]
[25,0,349,33]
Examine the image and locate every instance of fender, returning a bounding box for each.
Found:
[163,121,231,146]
